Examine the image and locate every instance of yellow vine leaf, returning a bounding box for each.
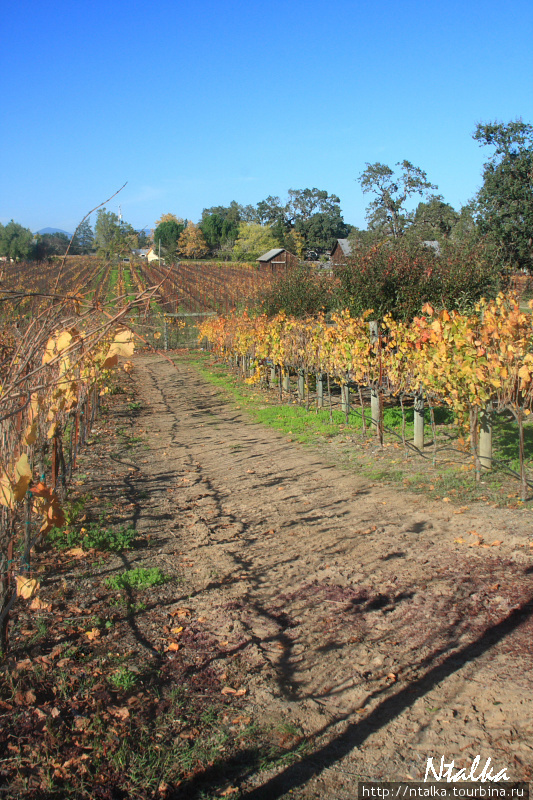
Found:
[16,575,40,600]
[0,472,14,509]
[13,454,32,502]
[108,329,135,358]
[24,421,38,445]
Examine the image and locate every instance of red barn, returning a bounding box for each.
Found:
[257,248,299,272]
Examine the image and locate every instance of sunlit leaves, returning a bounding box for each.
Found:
[200,293,533,421]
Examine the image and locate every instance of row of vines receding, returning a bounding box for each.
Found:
[199,294,533,500]
[0,260,163,652]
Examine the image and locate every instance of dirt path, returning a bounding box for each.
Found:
[127,353,533,797]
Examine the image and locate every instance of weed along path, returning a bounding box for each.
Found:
[132,353,533,797]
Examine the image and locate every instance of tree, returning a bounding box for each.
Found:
[154,219,186,262]
[358,161,438,239]
[201,201,242,225]
[155,212,184,227]
[286,188,342,223]
[0,220,35,260]
[94,209,137,260]
[178,222,209,259]
[408,196,459,243]
[200,213,239,255]
[473,119,533,271]
[294,210,350,256]
[71,219,94,254]
[256,195,286,226]
[257,188,348,256]
[232,223,278,261]
[34,232,70,260]
[136,229,151,248]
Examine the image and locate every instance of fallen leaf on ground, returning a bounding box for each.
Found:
[85,628,100,641]
[30,597,52,611]
[109,706,130,720]
[170,608,190,618]
[16,575,39,599]
[66,547,86,558]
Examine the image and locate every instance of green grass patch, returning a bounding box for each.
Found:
[182,351,456,445]
[49,522,136,553]
[106,567,169,591]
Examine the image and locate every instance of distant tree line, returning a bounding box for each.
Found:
[2,121,531,275]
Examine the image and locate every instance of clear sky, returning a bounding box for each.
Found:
[1,0,532,234]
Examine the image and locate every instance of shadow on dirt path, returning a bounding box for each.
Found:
[128,353,533,797]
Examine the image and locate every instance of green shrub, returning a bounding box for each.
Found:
[256,264,335,318]
[335,239,500,320]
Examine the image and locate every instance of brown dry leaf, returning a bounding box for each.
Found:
[387,673,397,682]
[454,537,466,544]
[24,421,38,446]
[166,642,180,652]
[66,547,86,558]
[220,788,239,797]
[30,597,52,612]
[170,626,183,635]
[16,575,39,600]
[221,686,246,696]
[14,658,32,671]
[442,497,451,503]
[110,706,130,720]
[51,707,60,718]
[13,454,32,502]
[453,506,469,515]
[85,628,101,641]
[25,689,36,704]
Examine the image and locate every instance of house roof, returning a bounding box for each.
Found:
[422,240,441,254]
[335,239,352,256]
[257,248,285,262]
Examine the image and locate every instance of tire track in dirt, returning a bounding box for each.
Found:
[132,354,533,795]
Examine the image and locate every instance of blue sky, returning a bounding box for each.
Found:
[1,0,532,234]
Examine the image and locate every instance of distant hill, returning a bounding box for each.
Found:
[36,227,72,236]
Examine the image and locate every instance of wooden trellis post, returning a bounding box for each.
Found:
[369,321,380,433]
[316,373,325,408]
[479,402,493,470]
[414,392,425,451]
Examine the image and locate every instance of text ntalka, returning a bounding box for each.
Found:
[425,756,510,783]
